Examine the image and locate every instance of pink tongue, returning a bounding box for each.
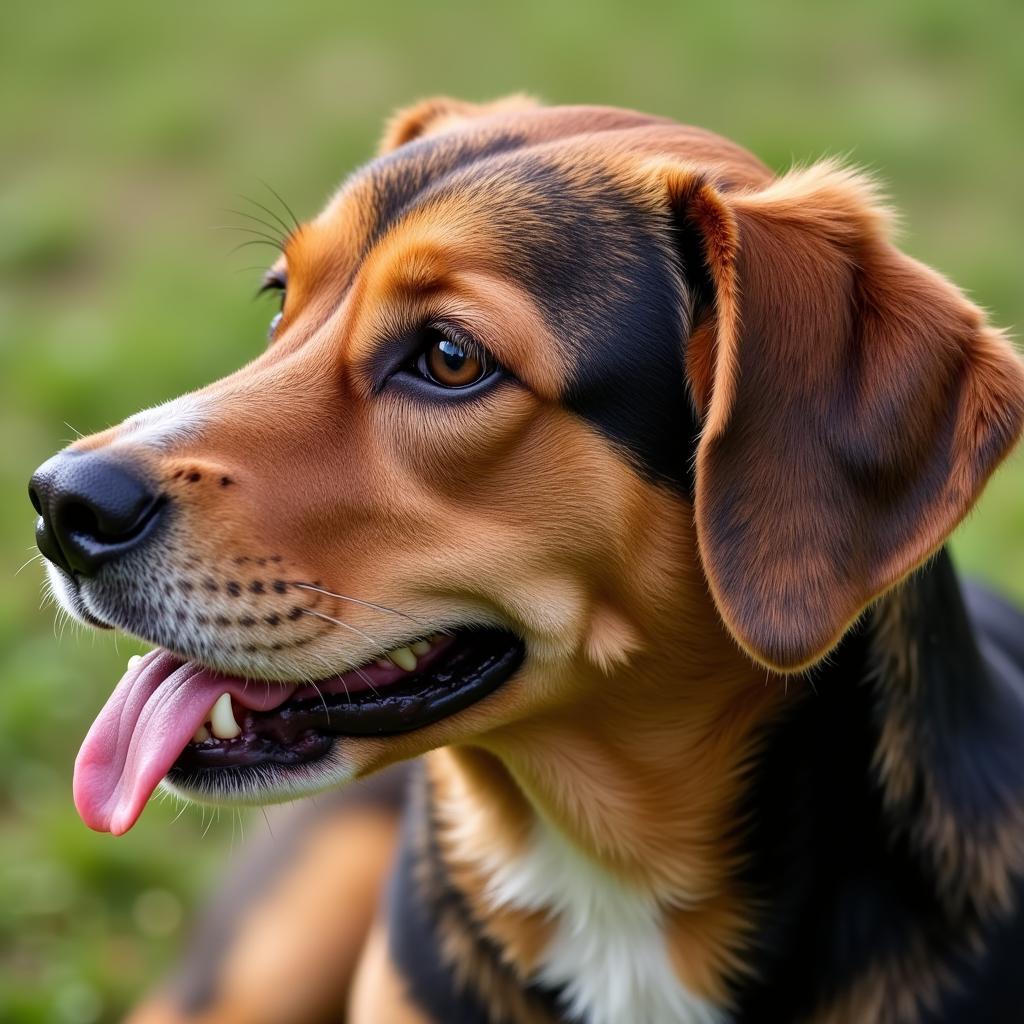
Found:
[73,650,296,835]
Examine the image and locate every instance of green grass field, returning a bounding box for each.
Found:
[2,1,1023,1019]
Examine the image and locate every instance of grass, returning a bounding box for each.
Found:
[1,1,1022,1019]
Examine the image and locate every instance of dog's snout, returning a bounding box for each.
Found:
[29,451,164,576]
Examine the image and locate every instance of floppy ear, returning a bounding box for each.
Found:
[655,160,1024,672]
[379,94,539,154]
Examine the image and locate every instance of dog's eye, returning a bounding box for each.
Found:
[258,270,287,341]
[416,329,494,389]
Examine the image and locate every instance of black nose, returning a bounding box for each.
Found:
[29,451,164,577]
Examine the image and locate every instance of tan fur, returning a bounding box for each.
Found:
[129,807,399,1024]
[349,920,433,1024]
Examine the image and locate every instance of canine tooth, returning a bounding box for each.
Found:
[192,725,210,743]
[210,692,241,740]
[388,647,417,671]
[128,654,143,669]
[411,640,431,656]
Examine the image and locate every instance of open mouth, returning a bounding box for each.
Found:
[73,627,524,835]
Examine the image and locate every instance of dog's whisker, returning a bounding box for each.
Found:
[257,177,301,233]
[212,224,287,248]
[259,806,274,840]
[220,207,289,244]
[227,238,286,258]
[233,265,278,275]
[308,678,331,725]
[351,666,380,698]
[14,551,44,577]
[298,607,381,647]
[237,191,296,241]
[291,583,426,626]
[62,420,85,438]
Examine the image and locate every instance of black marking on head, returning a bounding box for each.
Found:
[359,130,528,255]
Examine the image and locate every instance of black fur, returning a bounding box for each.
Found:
[731,550,1024,1021]
[388,766,565,1023]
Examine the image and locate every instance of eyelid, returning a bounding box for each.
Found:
[257,269,287,296]
[425,320,485,358]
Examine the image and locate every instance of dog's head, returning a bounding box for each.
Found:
[30,98,1024,833]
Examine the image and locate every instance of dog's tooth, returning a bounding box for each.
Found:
[128,654,143,669]
[192,724,210,743]
[375,658,393,670]
[210,692,241,740]
[388,647,417,671]
[411,640,431,656]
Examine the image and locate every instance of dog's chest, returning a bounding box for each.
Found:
[484,820,727,1024]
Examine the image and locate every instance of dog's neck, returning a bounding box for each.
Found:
[428,538,788,1020]
[422,551,1024,1023]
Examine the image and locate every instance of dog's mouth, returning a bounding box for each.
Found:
[73,627,524,835]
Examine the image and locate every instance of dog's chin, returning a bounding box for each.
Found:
[159,742,360,807]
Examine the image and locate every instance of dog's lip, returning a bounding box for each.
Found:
[49,568,114,629]
[168,626,525,776]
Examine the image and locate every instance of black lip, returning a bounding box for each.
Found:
[168,627,524,782]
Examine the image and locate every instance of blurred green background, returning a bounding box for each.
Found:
[1,0,1022,1020]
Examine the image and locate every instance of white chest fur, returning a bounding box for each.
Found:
[482,819,727,1024]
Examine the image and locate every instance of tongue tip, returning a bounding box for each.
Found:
[107,815,135,837]
[75,798,141,836]
[73,766,142,835]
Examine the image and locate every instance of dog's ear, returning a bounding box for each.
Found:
[379,94,539,154]
[652,160,1024,672]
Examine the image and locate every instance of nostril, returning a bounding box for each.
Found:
[57,493,165,546]
[28,485,43,516]
[57,499,104,543]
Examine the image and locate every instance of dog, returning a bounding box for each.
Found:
[29,96,1024,1023]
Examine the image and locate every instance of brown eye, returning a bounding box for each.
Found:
[419,331,493,388]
